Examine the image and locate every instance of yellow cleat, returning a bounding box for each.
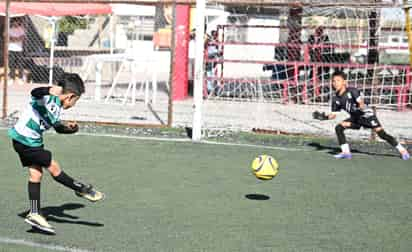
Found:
[25,213,55,234]
[75,184,105,202]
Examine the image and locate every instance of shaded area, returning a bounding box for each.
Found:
[18,203,103,235]
[307,142,400,158]
[245,194,270,201]
[185,126,192,138]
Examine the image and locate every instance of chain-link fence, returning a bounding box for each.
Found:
[1,1,412,141]
[1,1,174,127]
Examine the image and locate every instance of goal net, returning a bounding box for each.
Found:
[191,1,412,140]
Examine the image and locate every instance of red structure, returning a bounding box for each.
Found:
[0,3,112,16]
[171,5,190,100]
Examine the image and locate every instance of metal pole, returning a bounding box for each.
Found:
[192,0,206,141]
[403,0,412,112]
[109,14,114,55]
[98,16,102,49]
[48,18,56,86]
[404,1,412,70]
[2,0,10,119]
[109,14,116,87]
[167,3,176,128]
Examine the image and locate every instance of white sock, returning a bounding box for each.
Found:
[396,144,406,153]
[341,143,350,153]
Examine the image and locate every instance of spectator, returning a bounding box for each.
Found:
[263,47,288,81]
[9,17,26,85]
[206,30,221,94]
[187,27,219,97]
[188,29,196,96]
[308,26,331,80]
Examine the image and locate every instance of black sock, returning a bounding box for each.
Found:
[53,171,85,192]
[335,124,347,145]
[28,182,41,214]
[377,130,398,147]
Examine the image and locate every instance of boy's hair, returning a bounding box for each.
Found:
[332,70,347,80]
[57,73,85,96]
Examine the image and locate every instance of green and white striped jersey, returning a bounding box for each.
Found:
[8,95,62,147]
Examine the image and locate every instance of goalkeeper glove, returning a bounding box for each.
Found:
[313,111,329,121]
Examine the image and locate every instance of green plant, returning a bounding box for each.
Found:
[58,16,89,34]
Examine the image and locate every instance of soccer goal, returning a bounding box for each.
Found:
[190,0,412,141]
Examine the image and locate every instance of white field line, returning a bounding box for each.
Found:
[0,237,92,252]
[74,132,306,152]
[0,127,306,152]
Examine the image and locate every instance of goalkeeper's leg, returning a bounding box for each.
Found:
[374,127,410,160]
[47,160,104,202]
[334,121,356,159]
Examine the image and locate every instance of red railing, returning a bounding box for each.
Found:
[204,27,411,110]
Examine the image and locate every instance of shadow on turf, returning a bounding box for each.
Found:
[185,127,192,138]
[245,194,270,201]
[18,203,104,234]
[26,228,56,236]
[307,142,399,158]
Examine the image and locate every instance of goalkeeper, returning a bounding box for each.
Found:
[313,71,410,160]
[8,73,104,234]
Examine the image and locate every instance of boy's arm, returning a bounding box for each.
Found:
[31,86,62,99]
[31,87,51,99]
[352,89,373,117]
[357,98,366,111]
[53,121,79,134]
[356,98,374,117]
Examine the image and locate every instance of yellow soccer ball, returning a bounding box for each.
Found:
[251,155,279,180]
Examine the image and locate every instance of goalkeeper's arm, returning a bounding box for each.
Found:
[313,111,336,121]
[53,121,79,134]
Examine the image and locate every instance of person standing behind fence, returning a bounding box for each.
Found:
[308,26,331,80]
[206,30,221,95]
[9,17,26,85]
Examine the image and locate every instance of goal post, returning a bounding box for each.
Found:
[192,0,206,141]
[404,0,412,70]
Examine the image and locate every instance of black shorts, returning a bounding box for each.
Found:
[344,115,382,129]
[12,140,52,168]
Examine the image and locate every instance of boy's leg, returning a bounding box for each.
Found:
[25,166,55,234]
[48,160,85,192]
[334,120,357,159]
[374,127,410,160]
[28,167,42,214]
[48,160,104,202]
[359,115,410,160]
[12,141,55,233]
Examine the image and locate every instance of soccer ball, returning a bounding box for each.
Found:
[251,155,279,180]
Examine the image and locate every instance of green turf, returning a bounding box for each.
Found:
[0,130,412,252]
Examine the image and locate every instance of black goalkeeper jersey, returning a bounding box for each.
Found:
[331,87,365,117]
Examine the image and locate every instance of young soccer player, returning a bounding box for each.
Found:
[9,73,104,234]
[313,70,410,160]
